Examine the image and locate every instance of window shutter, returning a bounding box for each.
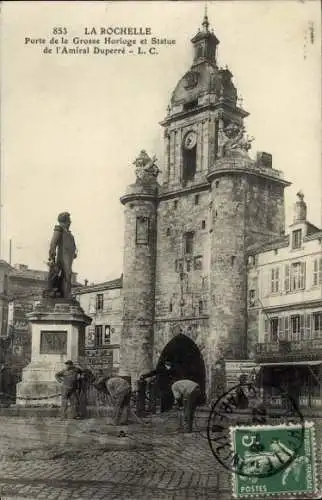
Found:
[263,269,270,297]
[305,313,311,339]
[300,314,305,339]
[300,262,306,289]
[279,317,284,340]
[319,258,322,285]
[284,316,289,340]
[313,259,318,286]
[284,264,290,293]
[270,268,274,293]
[264,317,269,342]
[264,318,269,334]
[276,267,280,292]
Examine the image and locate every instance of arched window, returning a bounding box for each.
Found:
[182,132,197,185]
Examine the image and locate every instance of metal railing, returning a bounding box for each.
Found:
[256,337,322,356]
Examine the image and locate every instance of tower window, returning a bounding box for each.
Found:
[215,181,220,188]
[183,100,198,111]
[169,302,173,313]
[166,227,171,236]
[201,220,206,229]
[194,256,203,270]
[198,300,203,315]
[182,148,197,184]
[136,216,150,245]
[174,200,178,209]
[183,232,194,254]
[249,289,256,307]
[194,194,199,205]
[175,259,184,273]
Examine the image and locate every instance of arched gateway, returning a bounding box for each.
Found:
[156,334,206,410]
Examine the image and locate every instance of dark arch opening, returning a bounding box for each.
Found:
[156,334,206,411]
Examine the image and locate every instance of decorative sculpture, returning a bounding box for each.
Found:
[43,212,77,299]
[218,123,254,158]
[133,150,159,183]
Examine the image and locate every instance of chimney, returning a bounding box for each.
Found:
[293,191,307,223]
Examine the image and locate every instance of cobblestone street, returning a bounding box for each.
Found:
[0,412,320,500]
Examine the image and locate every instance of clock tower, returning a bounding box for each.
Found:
[120,14,290,398]
[160,12,248,191]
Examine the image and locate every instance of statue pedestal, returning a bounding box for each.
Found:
[16,299,92,407]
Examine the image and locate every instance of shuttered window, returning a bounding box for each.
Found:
[284,264,290,292]
[313,258,322,286]
[305,314,311,339]
[271,267,280,293]
[284,316,290,340]
[278,317,285,340]
[264,317,269,343]
[290,262,306,291]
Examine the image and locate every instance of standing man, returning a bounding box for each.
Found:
[140,361,177,412]
[77,367,95,418]
[55,360,81,419]
[47,212,77,298]
[171,379,201,433]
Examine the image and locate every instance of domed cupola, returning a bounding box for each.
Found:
[169,13,238,113]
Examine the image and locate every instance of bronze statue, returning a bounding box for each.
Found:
[44,212,77,299]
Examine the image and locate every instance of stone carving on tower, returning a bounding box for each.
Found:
[218,123,254,158]
[133,150,159,184]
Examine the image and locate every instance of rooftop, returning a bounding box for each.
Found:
[74,275,123,295]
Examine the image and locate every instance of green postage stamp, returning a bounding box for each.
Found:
[230,422,318,498]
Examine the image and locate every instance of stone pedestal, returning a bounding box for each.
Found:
[16,299,92,407]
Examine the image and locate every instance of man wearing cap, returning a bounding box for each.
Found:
[171,379,202,433]
[55,360,82,418]
[48,212,77,298]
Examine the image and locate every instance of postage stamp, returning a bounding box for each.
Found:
[230,422,318,498]
[207,381,305,476]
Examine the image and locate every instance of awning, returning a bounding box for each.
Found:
[260,361,322,367]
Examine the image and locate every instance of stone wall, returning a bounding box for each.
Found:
[121,197,157,382]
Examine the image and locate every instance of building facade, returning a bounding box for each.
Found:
[74,276,122,374]
[250,193,322,407]
[119,15,290,398]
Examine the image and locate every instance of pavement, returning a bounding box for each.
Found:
[0,409,320,500]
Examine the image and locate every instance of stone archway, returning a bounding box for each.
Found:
[156,334,206,411]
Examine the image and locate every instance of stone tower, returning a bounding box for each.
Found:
[121,15,290,396]
[120,151,159,382]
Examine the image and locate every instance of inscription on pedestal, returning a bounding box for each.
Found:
[40,331,67,354]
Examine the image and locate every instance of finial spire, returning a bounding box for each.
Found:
[202,2,209,32]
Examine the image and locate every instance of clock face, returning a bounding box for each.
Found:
[184,131,197,150]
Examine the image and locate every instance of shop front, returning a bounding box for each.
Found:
[258,360,322,409]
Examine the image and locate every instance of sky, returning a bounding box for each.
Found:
[1,0,321,284]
